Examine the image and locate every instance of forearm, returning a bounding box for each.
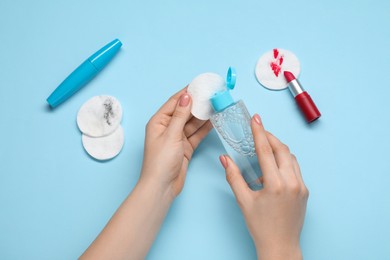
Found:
[80,176,173,260]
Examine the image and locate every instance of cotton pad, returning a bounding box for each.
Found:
[77,95,122,137]
[255,48,301,90]
[187,73,226,120]
[82,125,125,161]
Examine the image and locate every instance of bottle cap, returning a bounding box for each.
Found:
[210,90,234,112]
[210,67,236,112]
[226,67,236,90]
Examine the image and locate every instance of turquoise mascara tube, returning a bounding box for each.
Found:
[47,39,122,108]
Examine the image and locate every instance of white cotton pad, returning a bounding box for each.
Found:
[255,48,301,90]
[77,95,122,137]
[82,125,125,161]
[187,73,226,120]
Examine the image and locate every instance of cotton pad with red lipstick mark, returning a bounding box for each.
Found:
[255,48,301,90]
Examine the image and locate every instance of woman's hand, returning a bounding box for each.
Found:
[140,87,212,199]
[219,114,309,260]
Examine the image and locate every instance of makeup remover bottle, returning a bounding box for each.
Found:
[210,68,263,190]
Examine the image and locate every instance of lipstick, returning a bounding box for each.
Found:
[284,71,321,123]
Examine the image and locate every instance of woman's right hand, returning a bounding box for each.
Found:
[219,114,309,260]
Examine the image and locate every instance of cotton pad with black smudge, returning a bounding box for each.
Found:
[77,95,122,137]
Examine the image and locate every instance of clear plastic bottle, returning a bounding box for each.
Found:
[210,68,263,190]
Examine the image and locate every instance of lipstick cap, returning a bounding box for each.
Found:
[295,92,321,123]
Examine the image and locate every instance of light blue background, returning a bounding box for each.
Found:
[1,0,389,259]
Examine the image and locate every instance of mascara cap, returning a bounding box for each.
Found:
[88,39,122,71]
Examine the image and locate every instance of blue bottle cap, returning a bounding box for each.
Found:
[226,67,236,90]
[210,67,237,112]
[210,90,234,112]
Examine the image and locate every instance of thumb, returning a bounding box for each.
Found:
[167,93,192,139]
[220,155,251,203]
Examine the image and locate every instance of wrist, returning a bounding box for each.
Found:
[255,241,302,260]
[137,173,175,205]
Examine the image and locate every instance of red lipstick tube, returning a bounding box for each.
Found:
[284,71,321,123]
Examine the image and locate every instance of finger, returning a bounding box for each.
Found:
[291,154,309,197]
[188,121,212,150]
[220,155,252,205]
[265,132,294,171]
[251,114,280,185]
[291,154,304,185]
[184,117,208,138]
[156,87,188,117]
[166,94,192,140]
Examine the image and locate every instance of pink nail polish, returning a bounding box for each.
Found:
[254,114,262,125]
[179,94,190,107]
[219,155,228,169]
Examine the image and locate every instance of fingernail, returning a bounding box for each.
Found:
[179,94,190,107]
[253,114,262,125]
[219,155,228,169]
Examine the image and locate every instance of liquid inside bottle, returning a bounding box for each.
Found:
[210,100,263,190]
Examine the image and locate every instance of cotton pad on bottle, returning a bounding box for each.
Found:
[255,48,301,90]
[187,73,226,120]
[77,95,122,137]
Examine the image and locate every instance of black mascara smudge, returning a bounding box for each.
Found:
[103,98,115,126]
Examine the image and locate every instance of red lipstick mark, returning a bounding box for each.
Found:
[270,62,281,77]
[273,48,279,59]
[270,48,284,77]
